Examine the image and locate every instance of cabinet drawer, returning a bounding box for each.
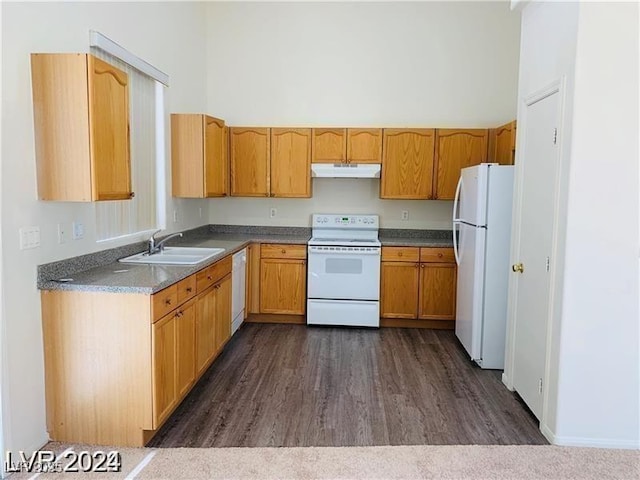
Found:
[261,244,307,259]
[420,248,455,263]
[381,247,420,262]
[196,255,232,293]
[176,274,196,304]
[152,285,178,322]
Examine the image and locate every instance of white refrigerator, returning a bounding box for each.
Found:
[453,163,514,369]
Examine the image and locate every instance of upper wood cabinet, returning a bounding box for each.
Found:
[171,114,228,198]
[230,127,311,198]
[270,128,312,198]
[434,129,488,200]
[311,128,382,164]
[347,128,383,163]
[488,120,517,165]
[381,129,436,199]
[312,128,347,163]
[229,127,270,197]
[31,53,132,201]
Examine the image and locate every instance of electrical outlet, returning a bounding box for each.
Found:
[401,210,409,221]
[270,208,277,218]
[72,222,84,240]
[19,226,40,250]
[173,209,178,223]
[57,223,67,244]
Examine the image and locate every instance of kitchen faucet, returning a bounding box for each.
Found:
[147,230,183,255]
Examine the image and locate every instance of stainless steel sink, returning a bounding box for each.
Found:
[119,247,225,265]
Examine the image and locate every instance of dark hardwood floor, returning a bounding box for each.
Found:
[150,324,547,447]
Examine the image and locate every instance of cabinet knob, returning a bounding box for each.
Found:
[398,252,403,257]
[512,263,524,273]
[129,192,135,198]
[281,249,286,254]
[421,264,425,268]
[415,263,419,268]
[186,287,193,293]
[165,298,172,305]
[207,276,212,281]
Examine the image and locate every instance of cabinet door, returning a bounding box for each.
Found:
[434,129,488,200]
[380,262,420,319]
[229,127,270,197]
[260,259,306,315]
[270,128,311,198]
[171,114,205,198]
[152,312,177,427]
[494,121,516,165]
[214,275,232,353]
[381,129,435,199]
[312,128,346,163]
[176,299,196,399]
[347,128,382,164]
[195,285,217,376]
[205,116,228,197]
[247,243,261,315]
[87,55,132,201]
[418,263,457,320]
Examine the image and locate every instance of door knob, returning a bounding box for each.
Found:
[512,263,524,273]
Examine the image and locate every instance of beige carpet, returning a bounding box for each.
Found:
[9,444,639,479]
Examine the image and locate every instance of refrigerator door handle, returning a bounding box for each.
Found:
[452,176,463,265]
[452,176,463,223]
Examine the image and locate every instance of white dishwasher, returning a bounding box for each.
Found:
[231,248,247,335]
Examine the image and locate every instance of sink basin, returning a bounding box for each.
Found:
[119,247,225,265]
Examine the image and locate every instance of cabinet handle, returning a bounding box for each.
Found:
[186,287,193,293]
[165,298,172,305]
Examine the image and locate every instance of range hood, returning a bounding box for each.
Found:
[311,163,381,179]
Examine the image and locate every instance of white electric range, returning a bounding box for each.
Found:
[307,214,381,328]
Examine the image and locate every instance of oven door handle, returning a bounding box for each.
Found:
[308,248,381,256]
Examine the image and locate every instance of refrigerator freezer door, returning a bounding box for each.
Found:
[459,164,489,227]
[455,222,486,362]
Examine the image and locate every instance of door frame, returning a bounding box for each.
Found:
[502,77,569,431]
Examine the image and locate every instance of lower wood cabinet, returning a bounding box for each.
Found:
[152,298,196,427]
[380,247,457,325]
[41,256,232,447]
[196,273,231,376]
[259,244,306,315]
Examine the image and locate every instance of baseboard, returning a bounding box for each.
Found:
[501,372,515,391]
[380,318,455,330]
[541,423,640,449]
[245,314,306,324]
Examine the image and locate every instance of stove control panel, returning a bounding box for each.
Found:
[312,214,379,229]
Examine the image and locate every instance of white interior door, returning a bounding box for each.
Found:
[512,90,561,419]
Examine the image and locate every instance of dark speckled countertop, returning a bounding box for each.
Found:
[38,225,453,294]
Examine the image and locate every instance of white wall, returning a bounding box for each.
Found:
[205,1,521,229]
[554,1,639,448]
[503,0,579,443]
[1,1,209,455]
[506,1,639,448]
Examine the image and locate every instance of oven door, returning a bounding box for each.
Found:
[307,246,381,301]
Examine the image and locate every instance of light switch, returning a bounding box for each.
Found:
[19,226,40,250]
